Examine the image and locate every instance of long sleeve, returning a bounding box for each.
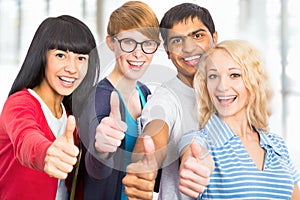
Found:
[79,81,117,180]
[1,90,53,171]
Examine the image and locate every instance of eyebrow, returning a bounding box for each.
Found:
[207,68,217,72]
[169,28,207,41]
[207,67,241,72]
[188,28,207,37]
[229,67,242,71]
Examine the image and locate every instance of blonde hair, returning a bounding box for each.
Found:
[107,1,160,41]
[194,40,273,132]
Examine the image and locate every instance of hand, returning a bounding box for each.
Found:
[179,141,214,198]
[95,91,127,154]
[122,136,158,200]
[44,115,79,179]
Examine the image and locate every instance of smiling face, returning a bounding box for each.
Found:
[206,49,249,120]
[38,49,88,99]
[166,17,217,87]
[107,30,156,82]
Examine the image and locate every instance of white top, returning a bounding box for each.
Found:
[141,77,199,200]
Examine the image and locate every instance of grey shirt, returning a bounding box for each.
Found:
[141,77,199,200]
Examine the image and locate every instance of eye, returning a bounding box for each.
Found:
[170,37,183,45]
[78,56,87,61]
[208,74,217,79]
[122,38,136,45]
[56,53,65,59]
[193,33,204,40]
[143,40,156,47]
[230,73,241,78]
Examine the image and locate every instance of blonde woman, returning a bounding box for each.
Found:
[179,40,300,199]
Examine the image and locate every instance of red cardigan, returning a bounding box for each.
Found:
[0,89,59,199]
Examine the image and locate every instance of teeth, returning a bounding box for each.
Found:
[184,55,201,61]
[129,61,144,66]
[218,95,236,100]
[60,76,75,83]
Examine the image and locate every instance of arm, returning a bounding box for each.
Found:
[2,94,53,170]
[132,119,168,164]
[123,119,168,200]
[84,91,127,179]
[2,93,78,178]
[292,184,300,200]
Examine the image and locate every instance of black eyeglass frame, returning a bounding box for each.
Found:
[113,37,160,54]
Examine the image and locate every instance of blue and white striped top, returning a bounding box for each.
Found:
[179,114,300,200]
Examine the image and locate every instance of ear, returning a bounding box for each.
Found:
[106,35,115,51]
[163,43,171,59]
[212,31,218,45]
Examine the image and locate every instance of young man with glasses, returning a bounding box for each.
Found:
[122,3,218,200]
[77,1,160,199]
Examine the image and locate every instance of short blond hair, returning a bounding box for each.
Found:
[107,1,160,42]
[194,40,273,132]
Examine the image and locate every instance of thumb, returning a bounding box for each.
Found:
[190,141,201,160]
[143,135,157,169]
[109,91,121,120]
[109,91,127,131]
[64,115,76,143]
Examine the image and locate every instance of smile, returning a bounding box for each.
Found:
[59,76,76,83]
[217,95,237,104]
[128,61,144,67]
[183,55,201,61]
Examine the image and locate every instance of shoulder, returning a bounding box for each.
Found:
[92,78,115,107]
[265,132,286,145]
[4,89,40,110]
[1,89,44,126]
[95,78,114,96]
[137,81,151,96]
[263,131,289,155]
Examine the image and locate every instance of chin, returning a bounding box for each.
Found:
[60,89,75,97]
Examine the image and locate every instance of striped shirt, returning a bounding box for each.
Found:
[179,114,300,199]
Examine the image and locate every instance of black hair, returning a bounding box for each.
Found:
[9,15,100,116]
[159,3,215,44]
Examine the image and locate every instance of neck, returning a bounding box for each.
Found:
[33,85,63,118]
[222,112,251,139]
[107,70,137,94]
[177,74,194,88]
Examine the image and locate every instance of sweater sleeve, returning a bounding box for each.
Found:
[79,81,117,179]
[1,91,53,171]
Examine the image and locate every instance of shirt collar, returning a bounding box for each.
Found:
[204,114,282,155]
[257,128,282,156]
[204,113,237,147]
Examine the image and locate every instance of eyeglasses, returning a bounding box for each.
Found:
[114,37,160,54]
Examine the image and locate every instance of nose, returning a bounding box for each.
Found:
[217,76,229,91]
[64,53,77,73]
[182,37,198,53]
[132,44,143,58]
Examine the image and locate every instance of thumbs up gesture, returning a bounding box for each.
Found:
[178,141,214,198]
[95,91,127,154]
[44,115,80,179]
[122,136,158,200]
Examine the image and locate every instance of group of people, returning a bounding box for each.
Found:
[0,1,299,200]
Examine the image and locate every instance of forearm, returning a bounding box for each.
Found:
[132,119,169,167]
[18,131,52,170]
[4,111,52,170]
[292,184,300,199]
